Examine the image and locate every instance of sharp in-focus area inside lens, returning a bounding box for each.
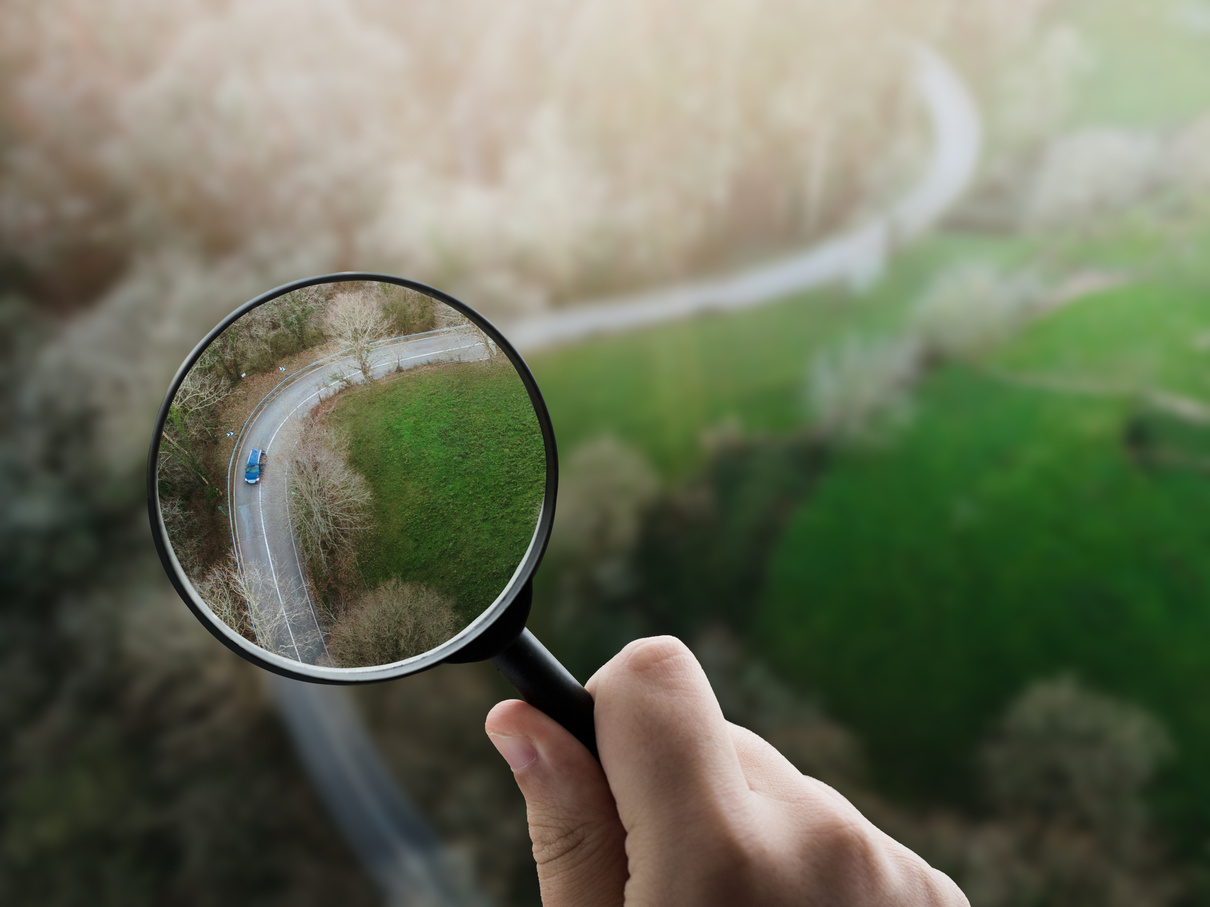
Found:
[156,281,546,668]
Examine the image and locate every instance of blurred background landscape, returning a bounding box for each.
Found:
[4,0,1210,904]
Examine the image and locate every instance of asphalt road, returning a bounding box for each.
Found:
[227,325,490,665]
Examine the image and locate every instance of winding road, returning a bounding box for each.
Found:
[227,325,491,665]
[504,45,981,353]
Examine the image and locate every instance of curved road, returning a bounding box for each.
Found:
[227,325,491,665]
[504,45,981,353]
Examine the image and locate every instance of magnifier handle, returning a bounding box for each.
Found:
[491,629,598,760]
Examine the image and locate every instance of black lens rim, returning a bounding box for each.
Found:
[147,272,557,683]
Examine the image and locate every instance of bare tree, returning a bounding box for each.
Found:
[323,289,389,379]
[159,364,232,492]
[173,366,231,429]
[470,323,498,360]
[909,263,1046,361]
[806,335,923,446]
[327,580,460,667]
[157,430,212,492]
[289,422,373,583]
[159,495,205,578]
[202,318,270,385]
[192,554,295,654]
[276,286,323,351]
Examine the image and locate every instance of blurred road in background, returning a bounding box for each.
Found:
[274,677,486,907]
[506,46,979,352]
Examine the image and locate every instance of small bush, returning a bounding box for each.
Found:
[549,436,660,563]
[982,675,1173,855]
[806,335,923,445]
[910,262,1046,361]
[326,580,460,667]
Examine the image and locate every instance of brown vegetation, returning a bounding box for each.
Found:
[322,289,390,379]
[288,421,372,594]
[377,282,439,337]
[326,580,461,667]
[190,555,278,648]
[156,286,335,602]
[905,677,1184,907]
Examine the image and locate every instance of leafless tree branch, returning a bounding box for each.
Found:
[323,289,390,379]
[288,421,373,581]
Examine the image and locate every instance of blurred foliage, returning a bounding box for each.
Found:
[0,555,378,907]
[759,282,1210,875]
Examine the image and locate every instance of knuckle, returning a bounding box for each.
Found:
[616,635,696,680]
[812,814,962,904]
[527,811,599,870]
[588,635,699,700]
[814,814,887,887]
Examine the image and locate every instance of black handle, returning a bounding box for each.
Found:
[490,629,598,760]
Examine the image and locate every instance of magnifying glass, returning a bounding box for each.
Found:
[148,273,596,756]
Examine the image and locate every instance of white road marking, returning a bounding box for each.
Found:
[256,479,303,661]
[285,481,330,659]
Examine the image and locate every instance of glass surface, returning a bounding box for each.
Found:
[155,280,546,668]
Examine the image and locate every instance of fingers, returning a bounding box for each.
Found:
[486,699,627,907]
[488,638,970,907]
[586,637,753,850]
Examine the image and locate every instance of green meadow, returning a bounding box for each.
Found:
[760,282,1210,844]
[327,359,546,623]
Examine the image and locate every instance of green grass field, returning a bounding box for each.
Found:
[326,359,546,623]
[759,282,1210,847]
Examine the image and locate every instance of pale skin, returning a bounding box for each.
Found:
[485,636,969,907]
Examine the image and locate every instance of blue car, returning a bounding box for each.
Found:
[245,449,265,484]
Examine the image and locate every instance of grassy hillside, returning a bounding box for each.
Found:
[326,359,546,623]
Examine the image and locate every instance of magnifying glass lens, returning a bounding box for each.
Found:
[155,279,546,669]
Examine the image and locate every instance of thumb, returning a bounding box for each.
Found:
[486,699,628,907]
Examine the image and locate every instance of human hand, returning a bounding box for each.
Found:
[485,636,968,906]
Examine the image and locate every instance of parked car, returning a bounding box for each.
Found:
[245,449,265,484]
